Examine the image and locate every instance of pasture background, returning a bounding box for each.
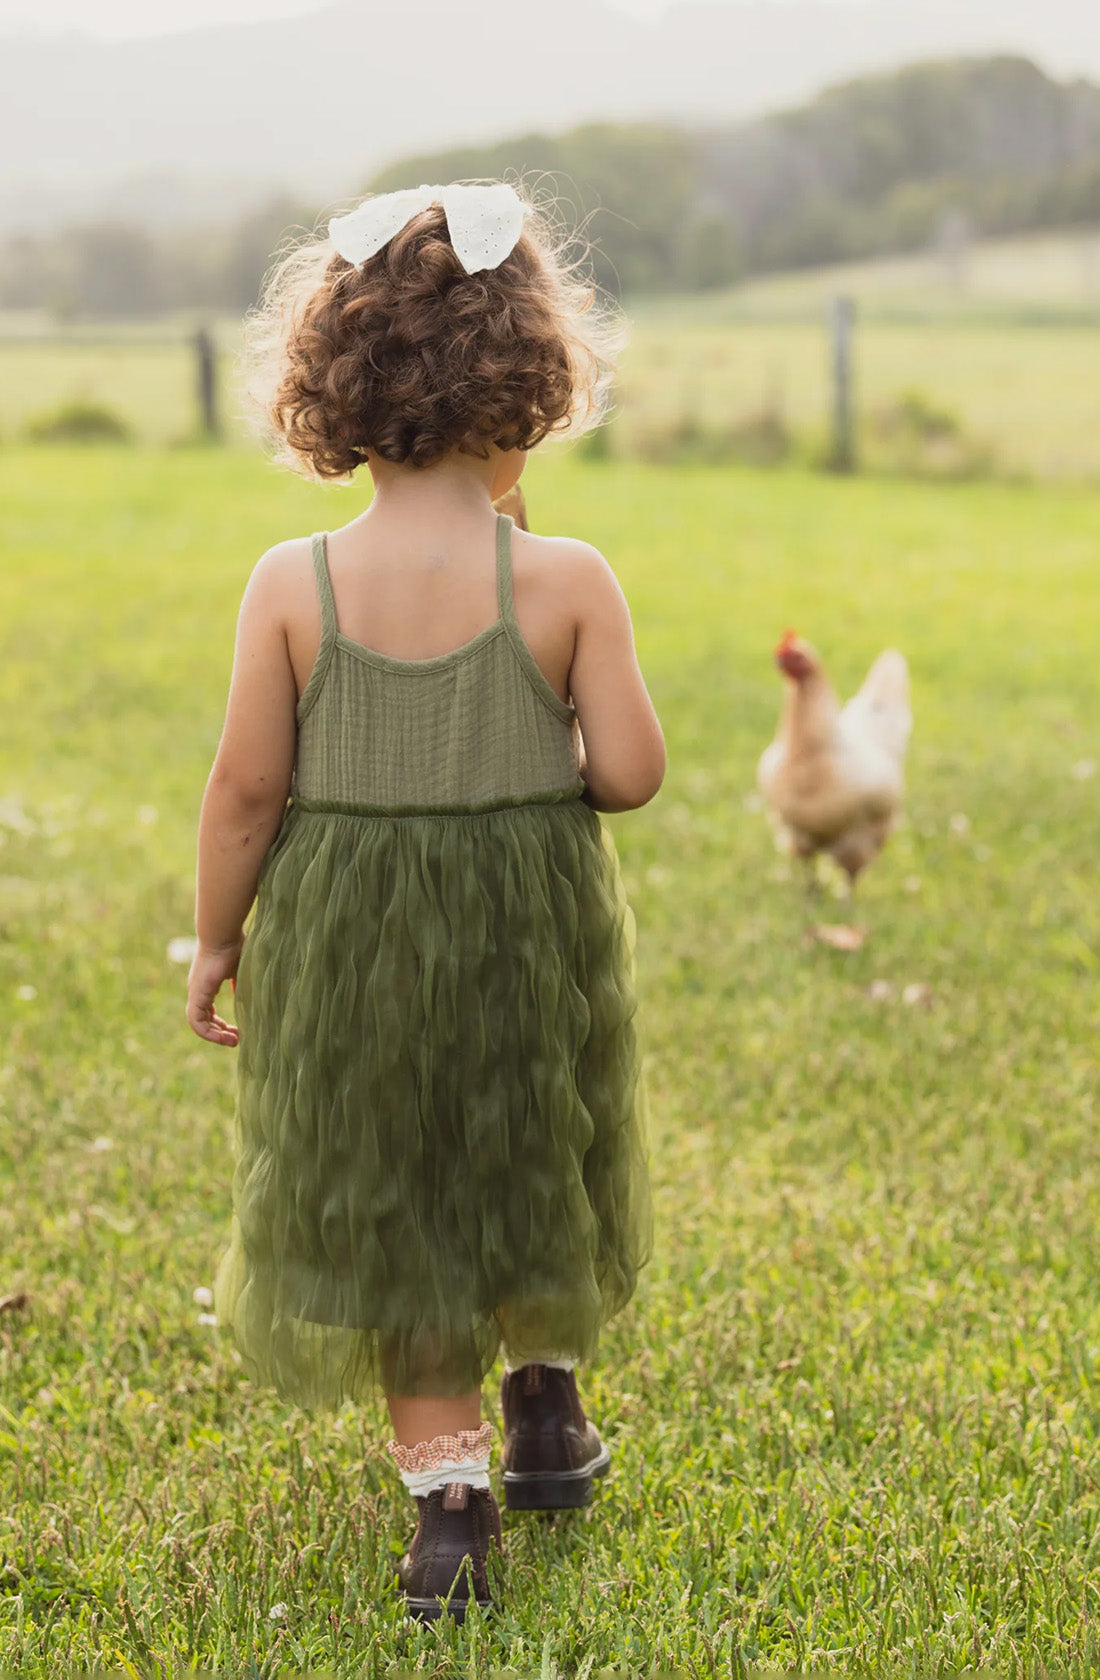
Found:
[3,228,1100,480]
[2,440,1100,1675]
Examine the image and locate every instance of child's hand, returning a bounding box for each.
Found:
[187,942,243,1046]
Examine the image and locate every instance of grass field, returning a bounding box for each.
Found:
[2,444,1100,1676]
[645,229,1100,321]
[618,316,1100,481]
[2,226,1100,480]
[3,317,1098,482]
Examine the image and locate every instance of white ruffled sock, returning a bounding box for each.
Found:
[387,1423,492,1499]
[503,1357,575,1375]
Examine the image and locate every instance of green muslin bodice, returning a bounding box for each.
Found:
[293,513,582,809]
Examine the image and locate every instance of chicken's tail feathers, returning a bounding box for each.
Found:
[843,648,912,760]
[861,647,908,694]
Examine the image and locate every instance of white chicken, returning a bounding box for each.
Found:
[757,630,912,890]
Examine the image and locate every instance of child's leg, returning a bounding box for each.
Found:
[386,1391,482,1449]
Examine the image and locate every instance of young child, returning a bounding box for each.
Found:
[186,179,665,1621]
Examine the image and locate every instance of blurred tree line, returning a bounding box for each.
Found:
[0,194,314,319]
[695,54,1100,273]
[3,54,1099,319]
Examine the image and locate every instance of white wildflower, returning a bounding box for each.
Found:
[192,1285,214,1308]
[167,936,199,965]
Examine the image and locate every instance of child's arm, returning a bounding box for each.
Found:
[565,542,665,814]
[188,555,298,1045]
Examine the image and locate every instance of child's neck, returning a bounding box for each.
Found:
[366,453,493,516]
[362,444,522,525]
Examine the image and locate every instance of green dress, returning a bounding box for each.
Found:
[213,512,651,1407]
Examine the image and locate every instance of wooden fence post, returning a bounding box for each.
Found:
[827,295,856,473]
[193,326,219,440]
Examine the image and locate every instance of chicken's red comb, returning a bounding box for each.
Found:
[775,627,800,656]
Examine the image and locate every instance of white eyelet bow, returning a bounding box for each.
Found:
[328,181,528,275]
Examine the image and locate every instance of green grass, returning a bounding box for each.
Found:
[637,228,1100,322]
[4,225,1100,479]
[0,339,210,448]
[619,229,1100,480]
[5,317,1098,480]
[2,445,1100,1676]
[616,317,1100,481]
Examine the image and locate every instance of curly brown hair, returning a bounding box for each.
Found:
[239,181,626,480]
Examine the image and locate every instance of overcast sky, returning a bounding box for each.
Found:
[0,0,317,33]
[1,0,867,38]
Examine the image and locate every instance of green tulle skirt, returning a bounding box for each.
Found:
[212,789,651,1408]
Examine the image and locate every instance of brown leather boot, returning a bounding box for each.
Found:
[396,1481,502,1621]
[500,1364,611,1510]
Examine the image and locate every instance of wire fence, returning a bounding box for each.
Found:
[0,325,226,443]
[2,306,1098,481]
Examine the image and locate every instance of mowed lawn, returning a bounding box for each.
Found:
[1,444,1100,1677]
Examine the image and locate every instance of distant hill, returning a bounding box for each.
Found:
[3,55,1099,316]
[0,0,1097,236]
[697,54,1100,274]
[368,57,1100,295]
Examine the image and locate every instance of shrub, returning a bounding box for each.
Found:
[23,400,133,444]
[868,388,995,480]
[631,406,793,467]
[574,421,616,462]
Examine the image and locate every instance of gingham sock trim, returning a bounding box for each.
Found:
[386,1423,493,1475]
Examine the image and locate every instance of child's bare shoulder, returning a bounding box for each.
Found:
[241,537,314,614]
[250,535,313,581]
[517,531,618,595]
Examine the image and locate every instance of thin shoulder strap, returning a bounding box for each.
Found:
[494,509,576,724]
[311,532,338,641]
[495,512,516,626]
[296,533,339,726]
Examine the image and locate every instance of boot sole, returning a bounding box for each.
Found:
[502,1446,611,1510]
[402,1594,492,1623]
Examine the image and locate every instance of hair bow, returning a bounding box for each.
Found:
[328,181,528,275]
